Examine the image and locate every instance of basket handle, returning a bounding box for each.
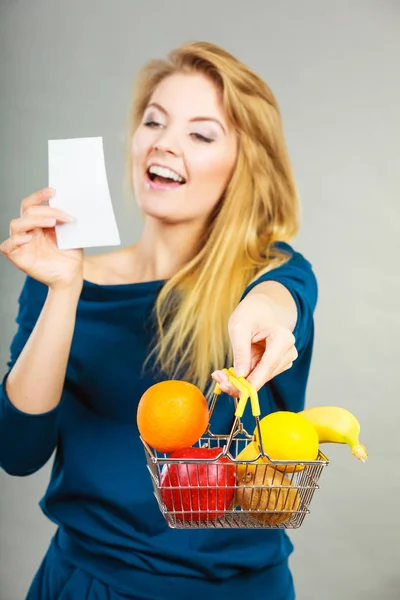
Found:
[213,367,260,418]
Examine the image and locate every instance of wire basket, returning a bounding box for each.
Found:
[141,369,329,529]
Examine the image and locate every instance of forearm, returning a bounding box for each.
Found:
[246,280,298,332]
[5,284,81,414]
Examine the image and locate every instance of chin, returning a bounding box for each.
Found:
[137,202,184,224]
[136,189,185,223]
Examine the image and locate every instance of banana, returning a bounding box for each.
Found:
[299,406,368,462]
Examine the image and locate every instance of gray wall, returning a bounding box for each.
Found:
[1,1,399,599]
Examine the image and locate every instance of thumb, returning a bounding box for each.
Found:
[228,320,252,378]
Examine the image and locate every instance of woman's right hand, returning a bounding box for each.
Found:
[0,188,84,291]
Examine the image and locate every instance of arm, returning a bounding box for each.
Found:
[212,244,317,393]
[245,280,298,333]
[6,285,81,414]
[0,187,84,475]
[0,278,81,475]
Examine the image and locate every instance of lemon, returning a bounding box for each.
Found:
[253,411,319,469]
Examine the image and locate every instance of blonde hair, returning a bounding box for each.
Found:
[126,41,300,394]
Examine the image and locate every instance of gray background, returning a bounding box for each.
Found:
[0,1,399,599]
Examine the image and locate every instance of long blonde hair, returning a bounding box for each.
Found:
[126,41,300,393]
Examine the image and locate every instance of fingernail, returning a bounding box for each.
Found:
[211,371,221,382]
[61,213,74,222]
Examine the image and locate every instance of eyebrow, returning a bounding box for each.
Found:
[146,102,226,134]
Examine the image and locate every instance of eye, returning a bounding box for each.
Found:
[191,132,214,143]
[144,120,162,128]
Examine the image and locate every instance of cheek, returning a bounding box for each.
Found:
[194,150,236,194]
[131,129,152,170]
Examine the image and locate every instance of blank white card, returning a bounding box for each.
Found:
[48,137,121,250]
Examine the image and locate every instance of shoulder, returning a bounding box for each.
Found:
[250,242,316,287]
[243,241,318,309]
[271,241,314,272]
[83,246,136,285]
[18,246,136,309]
[244,242,318,353]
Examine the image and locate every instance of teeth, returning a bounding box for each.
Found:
[148,165,184,183]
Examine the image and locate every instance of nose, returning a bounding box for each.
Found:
[152,127,181,156]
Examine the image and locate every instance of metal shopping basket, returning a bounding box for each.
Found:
[141,368,329,529]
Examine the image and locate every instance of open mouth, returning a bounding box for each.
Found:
[147,165,186,187]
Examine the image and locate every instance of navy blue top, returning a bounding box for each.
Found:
[0,242,317,590]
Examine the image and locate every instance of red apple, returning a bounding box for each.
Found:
[160,447,236,521]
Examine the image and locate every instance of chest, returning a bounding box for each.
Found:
[62,296,273,435]
[63,302,238,435]
[64,299,158,422]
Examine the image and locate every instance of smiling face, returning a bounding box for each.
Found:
[131,72,238,226]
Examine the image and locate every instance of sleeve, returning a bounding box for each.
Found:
[0,276,60,476]
[241,241,318,354]
[238,242,317,415]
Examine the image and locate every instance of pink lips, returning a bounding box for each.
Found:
[146,171,183,191]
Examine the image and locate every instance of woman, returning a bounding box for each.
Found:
[0,42,317,599]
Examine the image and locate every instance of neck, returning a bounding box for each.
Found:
[131,217,205,282]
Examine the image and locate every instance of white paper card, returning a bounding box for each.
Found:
[48,137,121,250]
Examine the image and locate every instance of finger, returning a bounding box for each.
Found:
[20,205,73,222]
[228,319,253,378]
[222,385,240,397]
[270,346,298,378]
[247,328,295,390]
[211,372,240,397]
[273,360,293,377]
[218,383,240,397]
[10,216,56,235]
[0,234,33,255]
[10,212,72,236]
[20,188,55,216]
[211,370,228,384]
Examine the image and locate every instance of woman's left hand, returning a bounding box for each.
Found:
[211,293,298,396]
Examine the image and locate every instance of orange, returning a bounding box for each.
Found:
[137,380,209,454]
